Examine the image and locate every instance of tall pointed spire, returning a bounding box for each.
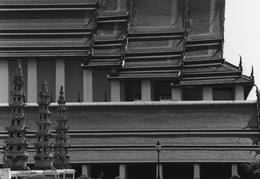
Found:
[239,55,243,72]
[34,81,54,170]
[53,86,71,169]
[3,60,29,170]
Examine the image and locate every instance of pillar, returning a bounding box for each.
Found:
[171,88,182,101]
[141,80,151,101]
[203,87,213,100]
[0,60,9,103]
[111,81,121,102]
[55,59,65,102]
[27,60,37,103]
[194,164,200,179]
[82,165,91,177]
[83,69,93,102]
[156,164,163,179]
[235,86,244,100]
[119,164,127,179]
[0,168,11,179]
[231,164,238,176]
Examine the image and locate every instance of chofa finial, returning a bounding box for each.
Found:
[251,66,254,81]
[239,55,243,72]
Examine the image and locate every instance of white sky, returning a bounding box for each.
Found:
[224,0,260,100]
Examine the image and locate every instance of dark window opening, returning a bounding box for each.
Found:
[125,81,141,101]
[37,148,41,154]
[164,163,193,179]
[17,133,22,138]
[9,146,14,151]
[44,136,48,141]
[213,87,234,100]
[127,164,156,179]
[17,146,22,151]
[183,88,203,101]
[153,81,172,101]
[200,163,231,179]
[91,164,119,179]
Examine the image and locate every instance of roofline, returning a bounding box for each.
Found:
[0,100,256,107]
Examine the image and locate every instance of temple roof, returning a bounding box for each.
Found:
[0,101,259,163]
[0,0,254,92]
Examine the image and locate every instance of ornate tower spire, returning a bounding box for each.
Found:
[53,86,71,169]
[34,81,54,170]
[3,60,30,170]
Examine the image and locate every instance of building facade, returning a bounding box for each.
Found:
[0,0,258,179]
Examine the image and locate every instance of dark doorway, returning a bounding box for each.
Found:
[200,163,231,179]
[91,164,119,179]
[163,163,193,179]
[127,164,156,179]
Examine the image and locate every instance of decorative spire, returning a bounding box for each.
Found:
[239,55,243,72]
[15,60,23,78]
[58,86,65,104]
[34,80,53,170]
[13,60,24,86]
[54,86,71,169]
[3,60,29,170]
[251,66,255,81]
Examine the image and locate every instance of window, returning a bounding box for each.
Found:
[17,145,22,151]
[65,60,83,102]
[37,60,55,102]
[37,148,42,154]
[17,133,22,138]
[213,87,234,100]
[9,146,14,151]
[124,81,141,101]
[153,81,172,101]
[183,88,203,101]
[92,69,111,102]
[44,136,48,141]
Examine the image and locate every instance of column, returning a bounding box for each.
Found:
[82,165,91,177]
[156,164,163,179]
[141,80,151,101]
[235,86,244,100]
[55,59,65,102]
[0,60,9,103]
[231,164,238,176]
[171,88,182,101]
[27,60,37,103]
[83,69,93,102]
[203,87,213,100]
[194,164,200,179]
[111,81,120,102]
[119,164,127,179]
[0,168,11,179]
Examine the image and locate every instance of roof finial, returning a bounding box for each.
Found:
[239,55,243,72]
[251,66,255,81]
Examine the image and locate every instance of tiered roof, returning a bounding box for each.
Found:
[0,0,254,96]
